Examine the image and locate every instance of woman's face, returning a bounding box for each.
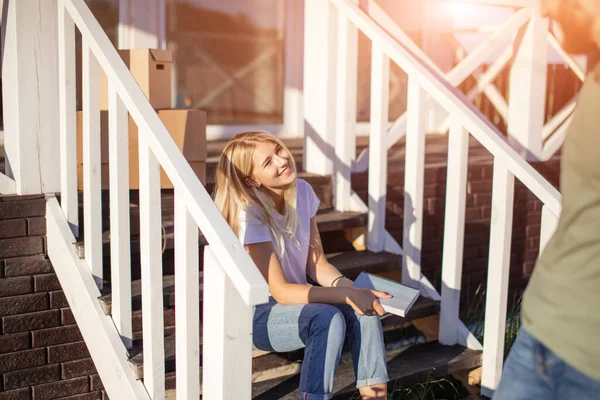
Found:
[249,141,296,191]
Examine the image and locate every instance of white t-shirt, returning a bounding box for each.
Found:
[238,179,320,284]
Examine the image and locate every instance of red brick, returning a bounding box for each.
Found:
[33,275,61,293]
[32,326,83,348]
[0,237,45,259]
[57,393,102,400]
[0,199,45,219]
[0,277,33,297]
[3,310,60,334]
[89,375,103,391]
[61,359,97,380]
[0,388,31,400]
[4,256,53,277]
[27,218,46,236]
[0,332,30,354]
[0,293,48,317]
[49,292,68,309]
[0,195,44,202]
[60,309,75,326]
[101,391,108,400]
[47,342,90,364]
[467,180,492,194]
[0,348,46,373]
[0,220,27,239]
[31,377,89,400]
[3,364,60,390]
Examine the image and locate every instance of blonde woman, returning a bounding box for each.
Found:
[214,131,390,400]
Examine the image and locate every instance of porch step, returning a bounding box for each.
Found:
[127,296,440,381]
[252,342,482,399]
[97,250,402,315]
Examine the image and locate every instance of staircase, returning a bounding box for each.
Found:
[73,171,481,399]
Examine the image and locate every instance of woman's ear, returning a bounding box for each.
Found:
[245,177,261,188]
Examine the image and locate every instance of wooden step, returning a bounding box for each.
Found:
[75,208,366,258]
[252,342,482,399]
[98,250,399,315]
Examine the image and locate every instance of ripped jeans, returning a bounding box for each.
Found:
[253,298,389,400]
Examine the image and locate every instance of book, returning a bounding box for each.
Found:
[352,272,420,317]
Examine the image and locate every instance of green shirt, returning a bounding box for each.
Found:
[522,60,600,381]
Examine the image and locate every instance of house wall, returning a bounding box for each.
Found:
[352,157,561,304]
[0,196,106,400]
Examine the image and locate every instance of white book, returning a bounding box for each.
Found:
[352,272,420,317]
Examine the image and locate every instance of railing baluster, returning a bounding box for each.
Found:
[58,0,78,237]
[540,204,559,257]
[82,39,103,288]
[335,11,357,212]
[439,120,469,345]
[203,246,253,399]
[481,160,515,398]
[403,76,425,288]
[108,84,132,348]
[175,193,200,400]
[139,136,165,399]
[367,42,389,252]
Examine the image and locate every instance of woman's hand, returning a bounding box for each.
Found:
[344,288,392,316]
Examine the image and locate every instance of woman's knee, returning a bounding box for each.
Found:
[305,304,346,339]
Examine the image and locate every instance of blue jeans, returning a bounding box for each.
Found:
[253,298,389,399]
[494,327,600,400]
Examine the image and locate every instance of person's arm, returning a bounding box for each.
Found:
[306,216,354,289]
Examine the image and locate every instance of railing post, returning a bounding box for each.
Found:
[2,0,61,194]
[175,194,200,400]
[82,39,103,289]
[402,77,425,288]
[367,42,389,252]
[481,160,515,398]
[439,121,469,345]
[108,85,132,348]
[203,246,253,399]
[335,4,358,212]
[303,0,337,176]
[507,9,548,160]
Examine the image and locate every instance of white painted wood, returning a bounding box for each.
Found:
[138,137,165,400]
[117,0,130,49]
[457,0,539,7]
[330,0,561,217]
[507,11,548,160]
[283,0,305,138]
[402,77,425,289]
[542,98,576,141]
[367,43,389,252]
[108,85,132,349]
[175,194,200,400]
[540,205,559,257]
[335,7,357,212]
[203,247,254,399]
[0,174,16,195]
[481,161,515,397]
[541,114,573,161]
[46,196,150,400]
[117,0,164,49]
[82,39,103,289]
[303,0,337,176]
[58,0,79,237]
[62,0,269,305]
[548,33,586,81]
[439,121,469,345]
[207,124,286,141]
[2,0,61,195]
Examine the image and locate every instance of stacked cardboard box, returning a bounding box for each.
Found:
[77,49,207,190]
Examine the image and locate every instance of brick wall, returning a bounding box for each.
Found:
[352,158,561,305]
[0,195,105,400]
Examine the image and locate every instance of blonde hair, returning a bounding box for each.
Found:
[213,131,299,258]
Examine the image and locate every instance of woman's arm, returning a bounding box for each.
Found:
[306,216,354,288]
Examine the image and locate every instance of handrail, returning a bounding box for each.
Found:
[62,0,269,305]
[331,0,561,216]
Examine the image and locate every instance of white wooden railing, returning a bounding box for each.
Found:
[353,0,583,172]
[56,0,269,399]
[328,0,562,396]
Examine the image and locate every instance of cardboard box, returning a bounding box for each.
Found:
[76,109,207,189]
[98,49,173,110]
